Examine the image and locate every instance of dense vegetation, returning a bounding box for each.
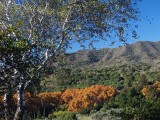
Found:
[37,64,160,119]
[0,85,116,119]
[1,0,160,120]
[41,63,160,91]
[1,63,160,119]
[0,0,141,119]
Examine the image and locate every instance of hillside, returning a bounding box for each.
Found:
[65,41,160,69]
[42,41,160,92]
[40,41,160,119]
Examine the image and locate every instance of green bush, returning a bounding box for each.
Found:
[90,110,97,114]
[63,112,77,120]
[91,110,122,120]
[48,111,77,120]
[79,108,91,115]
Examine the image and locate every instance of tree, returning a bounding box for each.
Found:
[0,0,141,119]
[135,73,148,91]
[61,85,117,112]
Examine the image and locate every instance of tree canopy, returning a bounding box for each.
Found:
[0,0,141,87]
[0,0,141,119]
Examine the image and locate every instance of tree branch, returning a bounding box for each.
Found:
[54,7,72,54]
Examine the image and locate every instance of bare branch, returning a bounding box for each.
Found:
[55,7,72,54]
[24,80,31,90]
[5,0,12,24]
[39,2,49,23]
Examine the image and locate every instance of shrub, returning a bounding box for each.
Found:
[48,111,77,120]
[91,111,121,120]
[90,110,97,114]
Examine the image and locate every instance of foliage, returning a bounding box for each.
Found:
[0,0,141,119]
[61,85,117,112]
[34,64,160,119]
[48,111,77,120]
[90,98,160,120]
[91,108,122,120]
[37,92,63,108]
[1,70,160,119]
[0,85,116,118]
[141,81,160,99]
[93,80,160,120]
[40,63,157,92]
[117,99,160,120]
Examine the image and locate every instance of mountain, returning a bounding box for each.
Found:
[64,41,160,69]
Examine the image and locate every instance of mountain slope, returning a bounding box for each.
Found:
[65,41,160,68]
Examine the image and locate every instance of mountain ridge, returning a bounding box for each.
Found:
[64,41,160,68]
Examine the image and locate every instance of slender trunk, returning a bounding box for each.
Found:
[4,82,12,120]
[13,83,25,120]
[43,107,45,117]
[4,93,11,120]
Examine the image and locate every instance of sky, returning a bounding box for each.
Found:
[67,0,160,53]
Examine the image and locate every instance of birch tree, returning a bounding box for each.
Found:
[0,0,141,119]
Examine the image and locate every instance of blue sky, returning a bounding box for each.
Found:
[68,0,160,53]
[136,0,160,41]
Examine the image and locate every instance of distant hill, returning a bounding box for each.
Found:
[63,41,160,69]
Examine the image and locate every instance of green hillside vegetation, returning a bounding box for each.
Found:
[41,63,160,92]
[36,63,160,120]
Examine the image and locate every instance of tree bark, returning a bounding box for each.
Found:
[13,83,25,120]
[4,82,12,120]
[4,93,11,120]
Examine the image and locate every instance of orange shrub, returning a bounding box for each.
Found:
[62,85,117,112]
[61,89,81,103]
[152,81,160,91]
[141,81,160,98]
[141,86,152,98]
[37,91,62,108]
[0,85,117,113]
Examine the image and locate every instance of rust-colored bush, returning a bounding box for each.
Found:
[62,85,117,112]
[141,81,160,99]
[0,85,117,113]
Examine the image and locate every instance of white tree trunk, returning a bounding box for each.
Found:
[14,83,25,120]
[4,93,11,120]
[4,82,12,120]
